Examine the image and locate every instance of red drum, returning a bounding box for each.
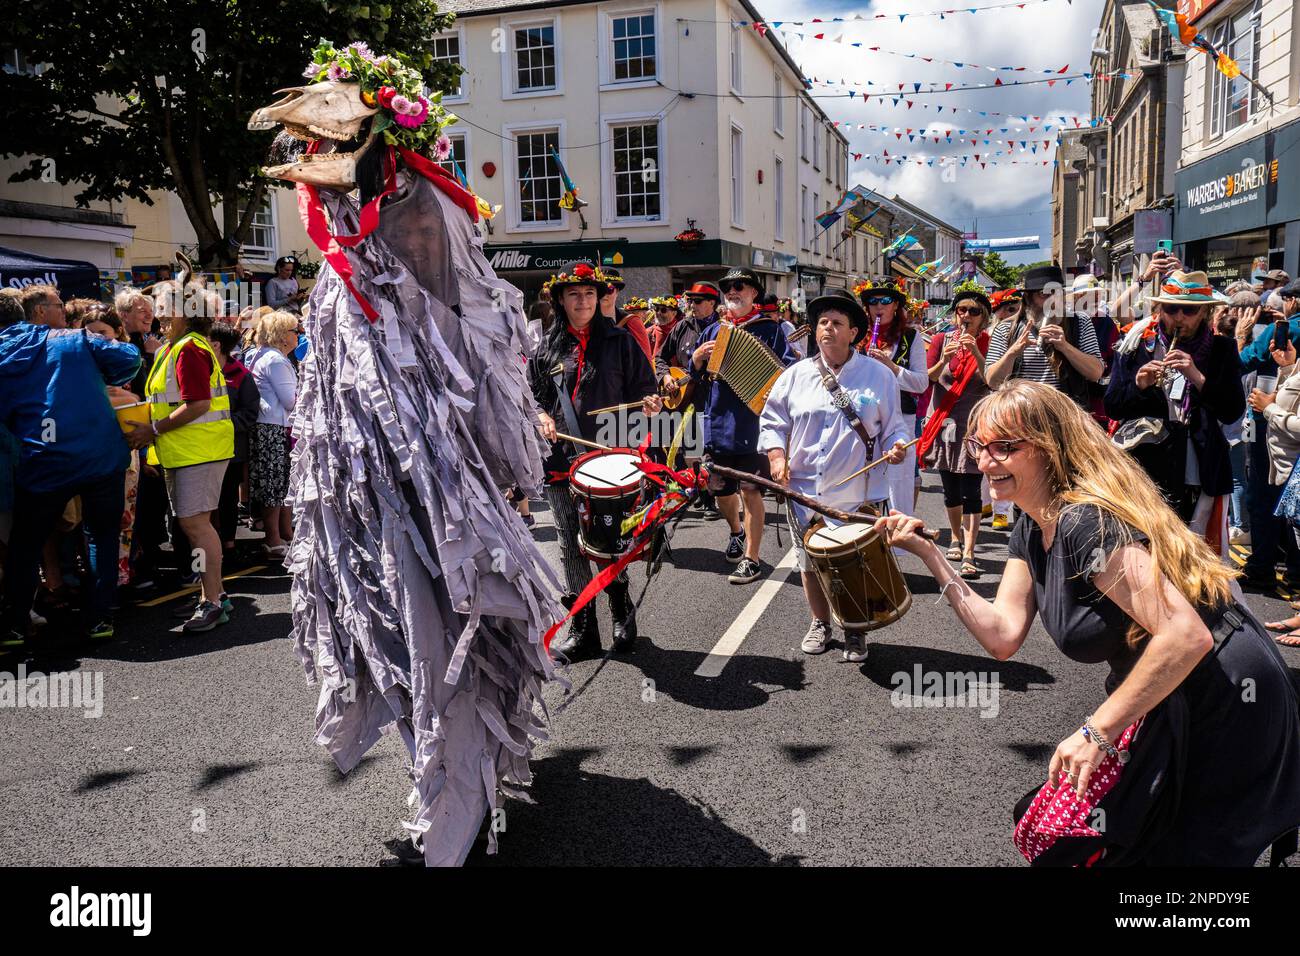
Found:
[568,449,646,561]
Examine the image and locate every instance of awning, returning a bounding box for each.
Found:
[0,245,101,299]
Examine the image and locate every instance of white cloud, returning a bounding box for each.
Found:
[754,0,1103,259]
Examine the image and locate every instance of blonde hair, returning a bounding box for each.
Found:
[968,380,1235,644]
[255,310,298,348]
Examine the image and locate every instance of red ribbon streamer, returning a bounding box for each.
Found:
[541,443,702,653]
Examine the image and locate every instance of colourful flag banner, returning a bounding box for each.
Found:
[816,189,865,231]
[1146,0,1241,79]
[551,147,588,211]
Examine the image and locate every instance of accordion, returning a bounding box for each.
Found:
[706,321,786,414]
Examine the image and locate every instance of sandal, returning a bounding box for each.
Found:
[1265,615,1300,632]
[959,559,980,579]
[946,542,964,561]
[1274,630,1300,648]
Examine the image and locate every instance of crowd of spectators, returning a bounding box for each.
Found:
[0,277,303,648]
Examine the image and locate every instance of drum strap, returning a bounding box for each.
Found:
[814,354,875,461]
[550,366,585,452]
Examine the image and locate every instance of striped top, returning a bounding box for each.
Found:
[986,315,1102,388]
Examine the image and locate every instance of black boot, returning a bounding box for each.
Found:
[609,578,638,650]
[552,600,601,661]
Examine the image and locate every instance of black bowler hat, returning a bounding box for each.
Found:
[1020,264,1066,293]
[807,287,870,344]
[1279,278,1300,300]
[602,266,625,290]
[719,267,765,295]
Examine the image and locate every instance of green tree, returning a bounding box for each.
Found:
[1,1,459,267]
[978,251,1019,288]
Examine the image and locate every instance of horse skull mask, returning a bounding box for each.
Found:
[249,80,379,189]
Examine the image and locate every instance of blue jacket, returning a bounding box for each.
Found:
[691,313,798,454]
[0,323,141,493]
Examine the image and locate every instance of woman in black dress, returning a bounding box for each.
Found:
[877,379,1300,865]
[528,262,661,660]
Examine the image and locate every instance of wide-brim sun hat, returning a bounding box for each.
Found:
[719,267,765,296]
[807,287,870,344]
[1146,270,1219,306]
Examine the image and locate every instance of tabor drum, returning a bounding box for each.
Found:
[568,449,646,561]
[803,516,911,631]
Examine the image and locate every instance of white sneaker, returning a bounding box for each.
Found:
[801,619,831,654]
[1229,527,1251,546]
[29,609,47,628]
[842,632,869,663]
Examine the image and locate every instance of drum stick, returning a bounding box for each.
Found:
[828,437,921,490]
[705,462,938,539]
[585,401,644,416]
[549,430,613,452]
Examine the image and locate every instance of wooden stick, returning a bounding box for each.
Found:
[828,437,921,490]
[550,430,613,452]
[585,401,644,416]
[705,461,938,540]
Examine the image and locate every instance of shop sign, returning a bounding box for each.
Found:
[1173,121,1300,244]
[484,242,628,272]
[1177,0,1226,24]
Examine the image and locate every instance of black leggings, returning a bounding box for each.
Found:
[939,470,983,515]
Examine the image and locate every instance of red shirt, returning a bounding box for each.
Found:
[175,341,214,402]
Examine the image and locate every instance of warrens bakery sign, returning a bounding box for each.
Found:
[1183,157,1275,212]
[1174,122,1300,244]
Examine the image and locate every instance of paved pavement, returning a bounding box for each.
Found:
[3,476,1298,866]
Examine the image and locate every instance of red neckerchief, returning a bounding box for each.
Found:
[729,306,763,327]
[568,323,591,403]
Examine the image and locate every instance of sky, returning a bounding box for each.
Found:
[755,0,1104,263]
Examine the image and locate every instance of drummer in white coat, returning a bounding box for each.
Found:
[759,288,912,663]
[854,278,929,515]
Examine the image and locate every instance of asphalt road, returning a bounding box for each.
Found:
[3,476,1298,866]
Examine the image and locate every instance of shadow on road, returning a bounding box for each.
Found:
[556,635,807,713]
[854,642,1056,693]
[467,746,800,866]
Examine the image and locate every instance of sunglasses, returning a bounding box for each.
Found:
[686,296,712,304]
[723,281,754,293]
[953,306,983,316]
[1160,304,1204,317]
[865,296,895,306]
[654,305,674,311]
[963,437,1026,462]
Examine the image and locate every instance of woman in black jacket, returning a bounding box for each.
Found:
[1104,271,1244,552]
[528,262,660,659]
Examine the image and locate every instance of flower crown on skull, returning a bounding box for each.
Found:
[302,40,457,158]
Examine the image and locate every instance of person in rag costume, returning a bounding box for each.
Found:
[528,262,662,661]
[248,39,565,866]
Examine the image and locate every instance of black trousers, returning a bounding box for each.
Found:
[939,470,983,515]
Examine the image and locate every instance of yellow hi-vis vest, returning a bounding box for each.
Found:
[144,332,234,469]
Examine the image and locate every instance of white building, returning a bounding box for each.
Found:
[437,0,866,301]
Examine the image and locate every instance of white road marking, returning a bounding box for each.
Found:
[694,547,801,678]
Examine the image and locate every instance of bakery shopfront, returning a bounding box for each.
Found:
[1173,119,1300,286]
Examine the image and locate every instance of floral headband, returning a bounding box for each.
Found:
[546,261,618,291]
[649,296,680,310]
[624,296,649,310]
[302,40,457,158]
[852,277,906,298]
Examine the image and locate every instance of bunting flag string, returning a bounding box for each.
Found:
[675,0,1068,28]
[855,152,1055,169]
[791,39,1077,76]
